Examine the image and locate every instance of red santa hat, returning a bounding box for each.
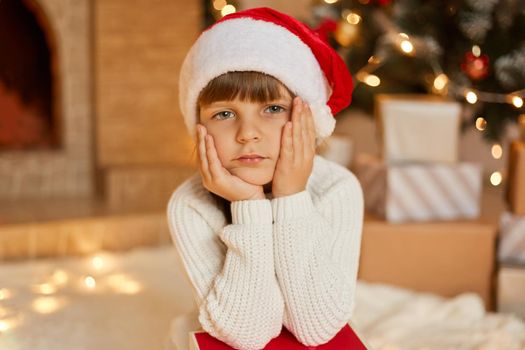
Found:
[179,7,353,140]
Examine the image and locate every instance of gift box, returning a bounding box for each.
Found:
[317,134,354,168]
[189,322,368,350]
[505,115,525,215]
[375,94,461,164]
[354,154,483,223]
[497,265,525,319]
[499,211,525,265]
[359,217,497,310]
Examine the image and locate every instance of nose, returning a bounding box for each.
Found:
[236,120,261,143]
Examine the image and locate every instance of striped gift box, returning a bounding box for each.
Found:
[499,211,525,265]
[354,154,483,223]
[353,154,387,215]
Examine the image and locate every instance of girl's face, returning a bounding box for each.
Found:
[199,86,293,186]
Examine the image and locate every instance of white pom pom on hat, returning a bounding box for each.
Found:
[179,7,353,140]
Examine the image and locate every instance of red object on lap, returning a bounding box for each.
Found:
[191,324,368,349]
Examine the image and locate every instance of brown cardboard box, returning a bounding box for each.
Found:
[358,214,497,310]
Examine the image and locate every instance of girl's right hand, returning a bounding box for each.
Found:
[197,124,266,202]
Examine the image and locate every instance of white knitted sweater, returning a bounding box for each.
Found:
[166,155,364,350]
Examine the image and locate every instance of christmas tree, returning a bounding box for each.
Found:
[309,0,525,141]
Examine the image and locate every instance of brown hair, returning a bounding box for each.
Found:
[197,71,295,109]
[196,71,294,224]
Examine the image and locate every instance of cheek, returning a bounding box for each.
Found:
[269,123,286,155]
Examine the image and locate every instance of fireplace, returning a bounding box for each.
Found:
[0,0,94,199]
[0,0,56,150]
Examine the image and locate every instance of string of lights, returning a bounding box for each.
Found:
[334,4,523,186]
[208,0,524,186]
[353,11,524,111]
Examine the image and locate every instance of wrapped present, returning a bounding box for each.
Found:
[354,154,482,223]
[317,134,354,168]
[360,217,497,309]
[497,265,525,319]
[352,154,387,215]
[499,211,525,265]
[505,115,525,215]
[189,322,368,349]
[375,94,461,164]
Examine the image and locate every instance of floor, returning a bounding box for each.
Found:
[0,246,193,350]
[1,245,525,350]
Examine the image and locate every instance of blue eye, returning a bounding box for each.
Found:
[213,111,234,120]
[265,105,285,113]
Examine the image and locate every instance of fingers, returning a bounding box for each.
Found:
[304,103,316,153]
[198,124,229,190]
[205,133,226,179]
[197,124,210,181]
[301,103,311,156]
[292,97,304,162]
[290,97,317,160]
[280,120,293,160]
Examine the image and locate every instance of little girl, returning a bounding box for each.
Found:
[166,7,364,350]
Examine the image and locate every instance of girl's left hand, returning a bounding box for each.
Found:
[272,96,316,198]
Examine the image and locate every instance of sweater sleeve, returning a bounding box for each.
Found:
[167,191,284,350]
[270,173,364,346]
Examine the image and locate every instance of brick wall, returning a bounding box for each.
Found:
[95,0,201,206]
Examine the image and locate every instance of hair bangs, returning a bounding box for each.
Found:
[197,71,294,108]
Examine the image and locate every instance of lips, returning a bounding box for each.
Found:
[235,154,267,164]
[236,154,265,160]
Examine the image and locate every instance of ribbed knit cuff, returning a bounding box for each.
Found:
[231,199,272,224]
[271,191,314,222]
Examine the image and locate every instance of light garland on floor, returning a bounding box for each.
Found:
[0,252,143,334]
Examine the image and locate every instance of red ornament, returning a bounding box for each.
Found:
[461,51,490,80]
[314,18,338,45]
